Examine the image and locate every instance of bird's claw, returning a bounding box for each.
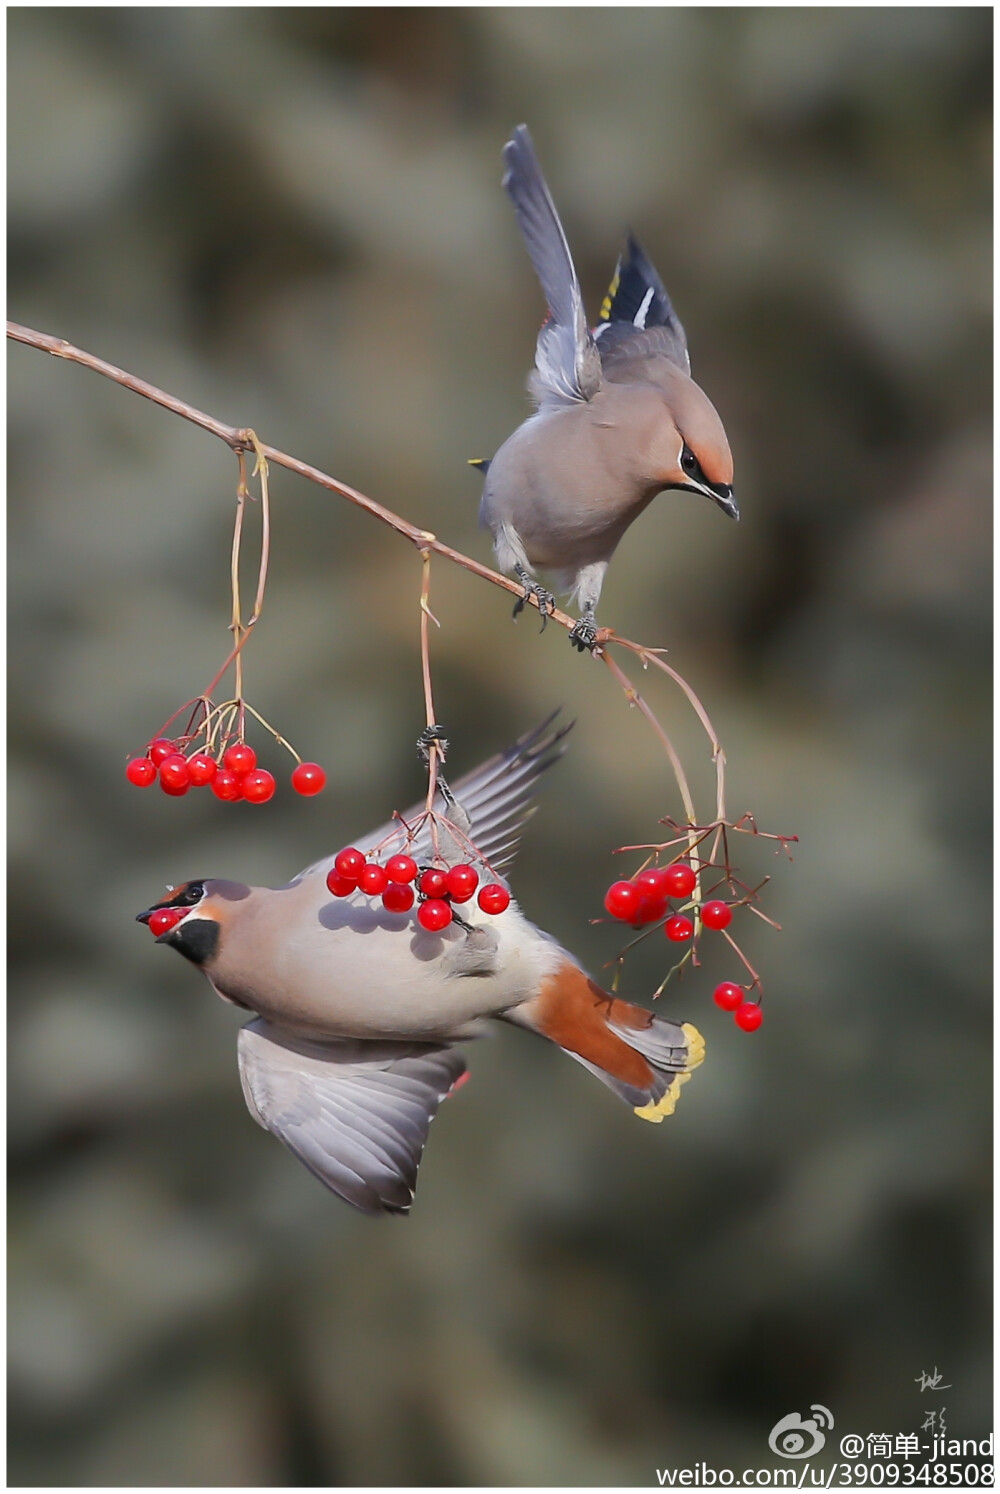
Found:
[512,577,556,632]
[417,725,449,764]
[569,614,599,653]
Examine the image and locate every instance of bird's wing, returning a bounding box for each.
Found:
[594,232,690,375]
[238,1018,467,1214]
[298,712,571,881]
[503,126,601,408]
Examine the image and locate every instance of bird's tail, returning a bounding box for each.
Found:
[508,958,705,1122]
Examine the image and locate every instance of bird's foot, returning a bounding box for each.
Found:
[569,610,599,653]
[512,566,556,632]
[417,724,449,765]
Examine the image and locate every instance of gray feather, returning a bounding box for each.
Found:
[238,1019,467,1215]
[503,126,601,407]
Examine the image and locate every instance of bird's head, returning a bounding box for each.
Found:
[136,878,241,966]
[650,370,738,520]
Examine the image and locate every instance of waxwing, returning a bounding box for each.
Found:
[476,126,737,651]
[137,717,705,1215]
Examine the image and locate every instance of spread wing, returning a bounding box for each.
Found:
[238,1018,467,1214]
[503,125,601,408]
[594,232,690,375]
[298,712,571,882]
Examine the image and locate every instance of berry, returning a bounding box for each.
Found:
[148,907,183,937]
[291,762,326,796]
[635,894,669,926]
[358,862,389,896]
[604,880,642,921]
[418,898,452,932]
[385,854,418,884]
[147,738,177,767]
[419,868,449,898]
[187,753,218,787]
[126,757,157,788]
[713,981,745,1012]
[160,778,190,797]
[212,769,243,802]
[242,768,276,804]
[382,882,415,913]
[477,883,510,915]
[159,753,190,791]
[635,867,672,898]
[735,1002,763,1032]
[701,900,733,931]
[223,742,257,776]
[446,864,478,902]
[326,869,357,897]
[334,848,366,880]
[664,914,694,943]
[662,863,697,898]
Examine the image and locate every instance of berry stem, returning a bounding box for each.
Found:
[418,550,441,855]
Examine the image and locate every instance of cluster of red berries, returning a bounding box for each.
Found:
[126,737,326,804]
[713,981,764,1032]
[326,847,511,932]
[603,863,733,944]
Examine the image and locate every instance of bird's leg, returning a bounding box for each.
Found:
[512,564,556,631]
[569,605,599,653]
[567,561,608,653]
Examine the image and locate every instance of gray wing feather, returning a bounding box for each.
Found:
[238,1019,466,1214]
[298,712,571,882]
[503,126,601,407]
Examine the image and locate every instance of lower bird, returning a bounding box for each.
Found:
[477,126,738,651]
[137,717,705,1215]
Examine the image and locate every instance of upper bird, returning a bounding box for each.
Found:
[137,717,705,1215]
[478,126,737,651]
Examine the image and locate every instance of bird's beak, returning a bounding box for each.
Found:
[711,484,739,522]
[136,909,154,925]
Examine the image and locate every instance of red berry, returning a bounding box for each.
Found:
[604,880,642,921]
[664,914,694,943]
[635,867,672,899]
[148,907,184,937]
[326,869,357,897]
[663,863,697,898]
[635,894,669,926]
[223,742,257,776]
[735,1002,763,1032]
[701,900,733,931]
[186,753,218,787]
[147,738,177,767]
[159,753,190,790]
[212,769,243,802]
[419,868,449,898]
[291,761,326,796]
[242,768,276,804]
[385,854,418,884]
[713,981,745,1012]
[126,756,157,788]
[477,883,511,915]
[446,864,479,902]
[358,862,389,896]
[382,882,415,913]
[334,848,366,880]
[418,898,452,932]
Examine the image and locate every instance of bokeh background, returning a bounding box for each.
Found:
[8,7,992,1486]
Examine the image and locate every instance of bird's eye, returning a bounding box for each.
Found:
[172,881,205,907]
[681,445,700,477]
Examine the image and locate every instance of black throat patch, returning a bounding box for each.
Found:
[163,918,220,966]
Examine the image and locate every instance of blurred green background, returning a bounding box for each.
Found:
[8,7,992,1486]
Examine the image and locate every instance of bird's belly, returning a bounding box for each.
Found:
[218,905,539,1042]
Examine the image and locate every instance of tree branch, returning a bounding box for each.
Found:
[7,319,726,824]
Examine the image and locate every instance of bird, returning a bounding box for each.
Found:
[476,125,738,652]
[137,716,705,1215]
